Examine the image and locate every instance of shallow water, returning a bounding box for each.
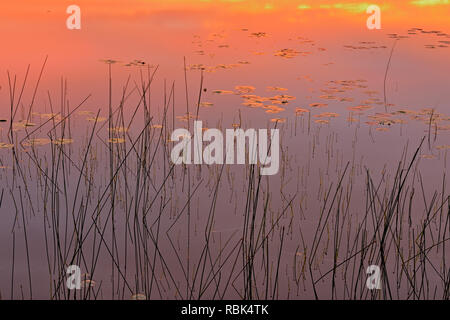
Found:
[0,1,449,299]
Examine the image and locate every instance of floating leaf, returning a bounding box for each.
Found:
[295,108,310,115]
[53,138,74,145]
[314,112,339,118]
[235,86,255,95]
[108,138,126,144]
[23,138,51,147]
[81,279,96,288]
[109,127,128,133]
[347,105,372,112]
[78,110,96,116]
[264,105,285,114]
[212,90,234,95]
[243,101,264,108]
[13,121,36,129]
[100,59,120,64]
[274,48,301,59]
[176,113,197,122]
[86,117,107,122]
[250,32,267,38]
[309,103,328,108]
[267,86,288,92]
[199,102,214,108]
[0,142,14,149]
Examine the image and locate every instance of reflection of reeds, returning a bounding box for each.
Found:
[1,60,449,300]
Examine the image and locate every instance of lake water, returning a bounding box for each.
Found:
[0,0,449,299]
